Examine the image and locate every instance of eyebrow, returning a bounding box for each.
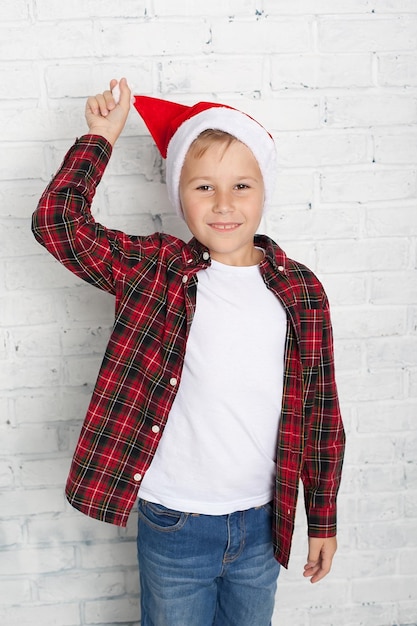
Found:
[185,175,261,184]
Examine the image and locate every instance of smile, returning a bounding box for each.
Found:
[209,223,241,231]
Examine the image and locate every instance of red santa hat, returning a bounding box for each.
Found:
[132,95,277,218]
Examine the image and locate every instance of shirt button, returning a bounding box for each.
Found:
[202,251,210,261]
[133,473,142,482]
[151,425,160,433]
[278,265,285,272]
[182,275,188,283]
[169,377,177,386]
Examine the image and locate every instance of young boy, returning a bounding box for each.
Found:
[32,78,345,626]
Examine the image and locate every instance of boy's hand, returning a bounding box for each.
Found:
[85,78,131,146]
[303,536,337,583]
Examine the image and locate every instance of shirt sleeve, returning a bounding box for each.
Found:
[301,293,346,537]
[32,134,141,295]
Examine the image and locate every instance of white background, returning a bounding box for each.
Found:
[1,1,416,625]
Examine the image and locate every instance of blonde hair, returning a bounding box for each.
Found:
[187,129,238,160]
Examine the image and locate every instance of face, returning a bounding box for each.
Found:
[179,139,265,266]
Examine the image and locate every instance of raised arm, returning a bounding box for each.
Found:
[32,79,141,294]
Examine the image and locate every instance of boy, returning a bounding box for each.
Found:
[32,78,345,626]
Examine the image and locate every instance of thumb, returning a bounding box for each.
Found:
[306,541,321,566]
[112,77,132,109]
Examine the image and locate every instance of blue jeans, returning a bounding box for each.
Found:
[137,499,280,626]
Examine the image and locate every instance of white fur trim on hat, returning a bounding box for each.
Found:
[166,107,276,218]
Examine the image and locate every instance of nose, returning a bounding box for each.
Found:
[213,189,234,214]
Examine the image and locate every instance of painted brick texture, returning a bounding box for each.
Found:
[1,1,416,625]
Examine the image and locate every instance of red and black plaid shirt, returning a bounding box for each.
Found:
[32,135,345,568]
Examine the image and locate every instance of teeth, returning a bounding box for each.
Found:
[212,224,238,230]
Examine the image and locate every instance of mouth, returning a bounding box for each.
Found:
[208,223,241,231]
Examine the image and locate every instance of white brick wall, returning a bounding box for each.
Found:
[1,1,416,625]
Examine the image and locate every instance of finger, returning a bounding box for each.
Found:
[86,96,100,117]
[117,77,132,109]
[95,93,111,117]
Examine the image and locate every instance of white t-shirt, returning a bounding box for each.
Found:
[138,258,287,514]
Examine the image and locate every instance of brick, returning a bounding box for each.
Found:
[63,356,102,387]
[356,401,416,432]
[275,132,370,167]
[321,273,367,306]
[0,520,24,548]
[273,172,314,206]
[1,0,28,20]
[211,19,312,54]
[84,597,140,625]
[106,179,169,216]
[337,369,403,402]
[64,288,114,324]
[35,0,146,19]
[320,169,416,203]
[267,207,360,243]
[366,206,417,237]
[378,53,417,87]
[318,16,417,52]
[0,63,39,99]
[0,220,41,258]
[0,580,31,604]
[334,339,362,371]
[6,256,83,291]
[264,0,417,14]
[0,604,80,626]
[11,326,61,358]
[154,0,255,15]
[317,238,408,273]
[367,336,417,369]
[0,460,14,488]
[13,391,85,424]
[37,571,125,602]
[0,357,60,390]
[79,542,138,569]
[264,0,373,14]
[333,301,405,340]
[271,53,372,90]
[370,271,417,305]
[0,292,56,330]
[0,487,65,516]
[0,546,75,576]
[45,62,152,99]
[27,512,121,545]
[61,326,111,356]
[159,57,264,95]
[404,490,417,518]
[0,181,47,219]
[0,23,96,60]
[374,132,417,164]
[358,464,406,492]
[309,603,397,626]
[325,95,417,127]
[352,576,417,603]
[0,425,58,455]
[100,21,210,57]
[357,493,402,522]
[19,457,70,487]
[356,519,417,550]
[398,601,417,626]
[0,146,45,181]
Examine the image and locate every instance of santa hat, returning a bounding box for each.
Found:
[132,95,277,218]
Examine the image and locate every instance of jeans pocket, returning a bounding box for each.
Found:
[138,499,188,532]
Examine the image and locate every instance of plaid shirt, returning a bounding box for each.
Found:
[32,135,345,568]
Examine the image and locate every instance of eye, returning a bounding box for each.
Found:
[196,184,213,191]
[235,183,250,190]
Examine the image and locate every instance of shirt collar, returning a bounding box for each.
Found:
[182,234,288,273]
